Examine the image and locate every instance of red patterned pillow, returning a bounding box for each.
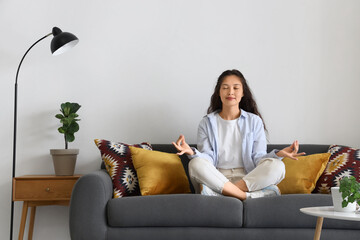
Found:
[313,145,360,194]
[94,139,152,198]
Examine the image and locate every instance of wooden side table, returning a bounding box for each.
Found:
[300,206,360,240]
[13,175,82,240]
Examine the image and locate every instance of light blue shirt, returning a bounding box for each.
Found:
[189,109,281,173]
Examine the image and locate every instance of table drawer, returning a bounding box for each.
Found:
[13,178,78,201]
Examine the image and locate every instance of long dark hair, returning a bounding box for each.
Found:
[207,69,267,131]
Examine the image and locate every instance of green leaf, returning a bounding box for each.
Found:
[65,133,75,142]
[64,107,71,116]
[58,127,65,134]
[60,103,66,111]
[69,113,78,119]
[341,192,348,199]
[68,122,79,133]
[62,118,71,126]
[70,103,81,113]
[55,114,64,119]
[354,192,360,199]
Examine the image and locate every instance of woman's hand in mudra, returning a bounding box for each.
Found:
[172,135,195,156]
[276,140,306,160]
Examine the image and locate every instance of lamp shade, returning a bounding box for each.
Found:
[51,27,79,56]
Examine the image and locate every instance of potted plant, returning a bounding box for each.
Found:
[340,176,360,207]
[331,176,360,212]
[50,102,81,176]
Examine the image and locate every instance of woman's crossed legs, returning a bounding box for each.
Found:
[188,157,285,200]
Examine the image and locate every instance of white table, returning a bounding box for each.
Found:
[300,206,360,240]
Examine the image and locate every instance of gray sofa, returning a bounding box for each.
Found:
[69,144,360,240]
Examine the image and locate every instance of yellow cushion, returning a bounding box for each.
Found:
[277,153,331,194]
[129,146,191,196]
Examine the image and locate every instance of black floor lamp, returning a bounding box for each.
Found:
[11,27,79,240]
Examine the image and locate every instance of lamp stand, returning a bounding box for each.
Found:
[11,32,52,240]
[10,27,78,239]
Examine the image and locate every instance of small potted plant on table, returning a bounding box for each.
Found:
[331,176,360,212]
[50,102,81,176]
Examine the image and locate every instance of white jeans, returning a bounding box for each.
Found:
[188,157,285,194]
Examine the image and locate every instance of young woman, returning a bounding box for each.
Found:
[172,69,305,200]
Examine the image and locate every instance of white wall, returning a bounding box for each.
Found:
[1,0,359,239]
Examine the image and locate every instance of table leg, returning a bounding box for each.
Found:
[18,201,29,240]
[28,206,36,240]
[314,217,324,240]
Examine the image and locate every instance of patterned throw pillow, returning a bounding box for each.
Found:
[313,145,360,194]
[94,139,152,198]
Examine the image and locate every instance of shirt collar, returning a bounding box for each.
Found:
[240,109,248,118]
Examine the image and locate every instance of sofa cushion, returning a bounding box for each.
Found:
[107,194,243,227]
[277,153,330,194]
[129,147,191,195]
[314,145,360,194]
[243,194,360,229]
[94,139,152,198]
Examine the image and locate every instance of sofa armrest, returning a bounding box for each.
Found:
[69,170,112,240]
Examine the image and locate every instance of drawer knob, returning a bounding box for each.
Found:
[45,187,50,192]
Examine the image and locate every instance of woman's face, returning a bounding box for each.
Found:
[219,75,244,109]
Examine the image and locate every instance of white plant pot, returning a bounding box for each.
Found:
[50,149,79,176]
[331,187,357,212]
